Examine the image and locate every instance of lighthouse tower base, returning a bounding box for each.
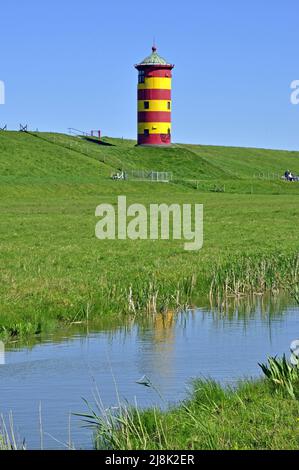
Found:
[137,143,172,148]
[137,134,172,146]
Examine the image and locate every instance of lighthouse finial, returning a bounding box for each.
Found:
[152,37,156,53]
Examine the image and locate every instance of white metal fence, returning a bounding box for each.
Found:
[124,170,172,182]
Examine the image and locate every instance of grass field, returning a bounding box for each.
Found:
[89,378,299,450]
[1,130,299,338]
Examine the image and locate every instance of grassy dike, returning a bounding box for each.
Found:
[90,378,299,450]
[1,131,299,338]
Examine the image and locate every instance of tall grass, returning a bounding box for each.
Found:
[80,253,299,318]
[209,253,299,301]
[76,388,169,451]
[78,377,299,450]
[1,251,298,340]
[0,413,26,450]
[71,252,299,317]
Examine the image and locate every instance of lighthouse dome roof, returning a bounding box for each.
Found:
[139,46,170,66]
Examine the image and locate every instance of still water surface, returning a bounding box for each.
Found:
[0,296,298,449]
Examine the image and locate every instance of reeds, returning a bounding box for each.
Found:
[1,252,299,341]
[70,253,299,327]
[0,413,26,450]
[76,382,168,451]
[104,253,299,316]
[209,253,299,301]
[259,355,299,399]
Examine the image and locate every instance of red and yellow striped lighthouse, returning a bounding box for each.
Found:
[135,46,174,146]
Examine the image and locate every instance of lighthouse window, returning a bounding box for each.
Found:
[167,101,171,110]
[144,129,150,136]
[144,101,149,109]
[138,71,145,83]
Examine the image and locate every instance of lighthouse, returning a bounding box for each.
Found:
[135,46,174,146]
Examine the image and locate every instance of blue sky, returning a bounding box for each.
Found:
[0,0,298,149]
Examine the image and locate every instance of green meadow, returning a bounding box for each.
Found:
[0,130,299,338]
